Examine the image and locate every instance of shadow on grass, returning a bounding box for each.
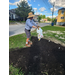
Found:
[9,36,65,75]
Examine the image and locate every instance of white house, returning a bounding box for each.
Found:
[33,14,39,21]
[9,9,19,20]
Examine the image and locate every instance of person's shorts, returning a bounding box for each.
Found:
[25,28,31,38]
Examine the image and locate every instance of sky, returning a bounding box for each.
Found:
[9,0,65,18]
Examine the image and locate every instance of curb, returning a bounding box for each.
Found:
[9,32,25,37]
[9,24,50,37]
[9,29,36,37]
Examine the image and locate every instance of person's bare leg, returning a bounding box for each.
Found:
[26,38,29,43]
[28,39,32,45]
[26,38,31,47]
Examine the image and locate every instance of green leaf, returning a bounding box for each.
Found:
[15,0,34,21]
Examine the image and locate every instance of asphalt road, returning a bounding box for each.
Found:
[9,23,50,37]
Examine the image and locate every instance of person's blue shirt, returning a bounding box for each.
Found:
[25,19,37,30]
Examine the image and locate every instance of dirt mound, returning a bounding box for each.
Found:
[9,36,65,75]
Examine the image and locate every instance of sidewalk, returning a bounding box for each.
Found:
[9,23,50,37]
[9,28,36,37]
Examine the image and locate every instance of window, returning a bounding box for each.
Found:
[61,17,64,19]
[61,10,64,14]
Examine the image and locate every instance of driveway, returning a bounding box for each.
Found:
[9,23,50,37]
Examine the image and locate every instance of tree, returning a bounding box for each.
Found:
[39,15,46,19]
[42,15,46,19]
[47,17,52,21]
[53,17,57,25]
[37,15,42,22]
[15,0,34,21]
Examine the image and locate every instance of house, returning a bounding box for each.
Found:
[33,14,39,21]
[40,19,48,22]
[43,19,48,21]
[9,9,19,20]
[40,19,44,22]
[56,8,65,26]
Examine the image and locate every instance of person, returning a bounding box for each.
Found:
[37,26,43,41]
[25,12,38,47]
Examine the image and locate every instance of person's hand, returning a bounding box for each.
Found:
[36,25,38,27]
[36,25,39,28]
[35,27,37,29]
[32,26,37,29]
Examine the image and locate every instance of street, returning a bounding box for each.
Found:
[9,23,50,37]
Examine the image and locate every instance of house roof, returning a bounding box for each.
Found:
[58,8,65,11]
[9,9,16,14]
[9,11,15,15]
[33,15,39,18]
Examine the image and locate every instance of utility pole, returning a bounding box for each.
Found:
[52,2,55,22]
[36,9,37,15]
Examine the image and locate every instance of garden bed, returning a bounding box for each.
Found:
[9,36,65,75]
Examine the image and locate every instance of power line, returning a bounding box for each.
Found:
[43,0,51,9]
[42,0,50,10]
[42,0,55,23]
[43,0,49,8]
[42,0,53,17]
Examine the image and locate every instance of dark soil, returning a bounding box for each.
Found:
[9,36,65,75]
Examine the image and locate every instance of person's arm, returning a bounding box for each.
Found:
[32,19,38,26]
[32,20,39,28]
[27,19,37,28]
[32,26,37,28]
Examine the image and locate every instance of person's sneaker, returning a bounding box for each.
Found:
[28,41,32,45]
[38,38,40,41]
[26,44,31,47]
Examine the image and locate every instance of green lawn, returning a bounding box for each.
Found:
[9,20,16,22]
[9,65,24,75]
[31,26,65,43]
[42,26,65,42]
[42,26,65,31]
[9,33,26,50]
[9,25,65,50]
[9,20,26,23]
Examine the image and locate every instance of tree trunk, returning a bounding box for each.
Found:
[23,17,25,21]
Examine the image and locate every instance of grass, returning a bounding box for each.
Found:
[18,21,26,23]
[9,20,26,23]
[9,25,65,50]
[9,33,26,50]
[9,20,17,23]
[42,25,65,43]
[31,25,65,43]
[9,25,65,74]
[42,25,65,31]
[9,65,24,75]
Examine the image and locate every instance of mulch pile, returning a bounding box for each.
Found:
[9,36,65,75]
